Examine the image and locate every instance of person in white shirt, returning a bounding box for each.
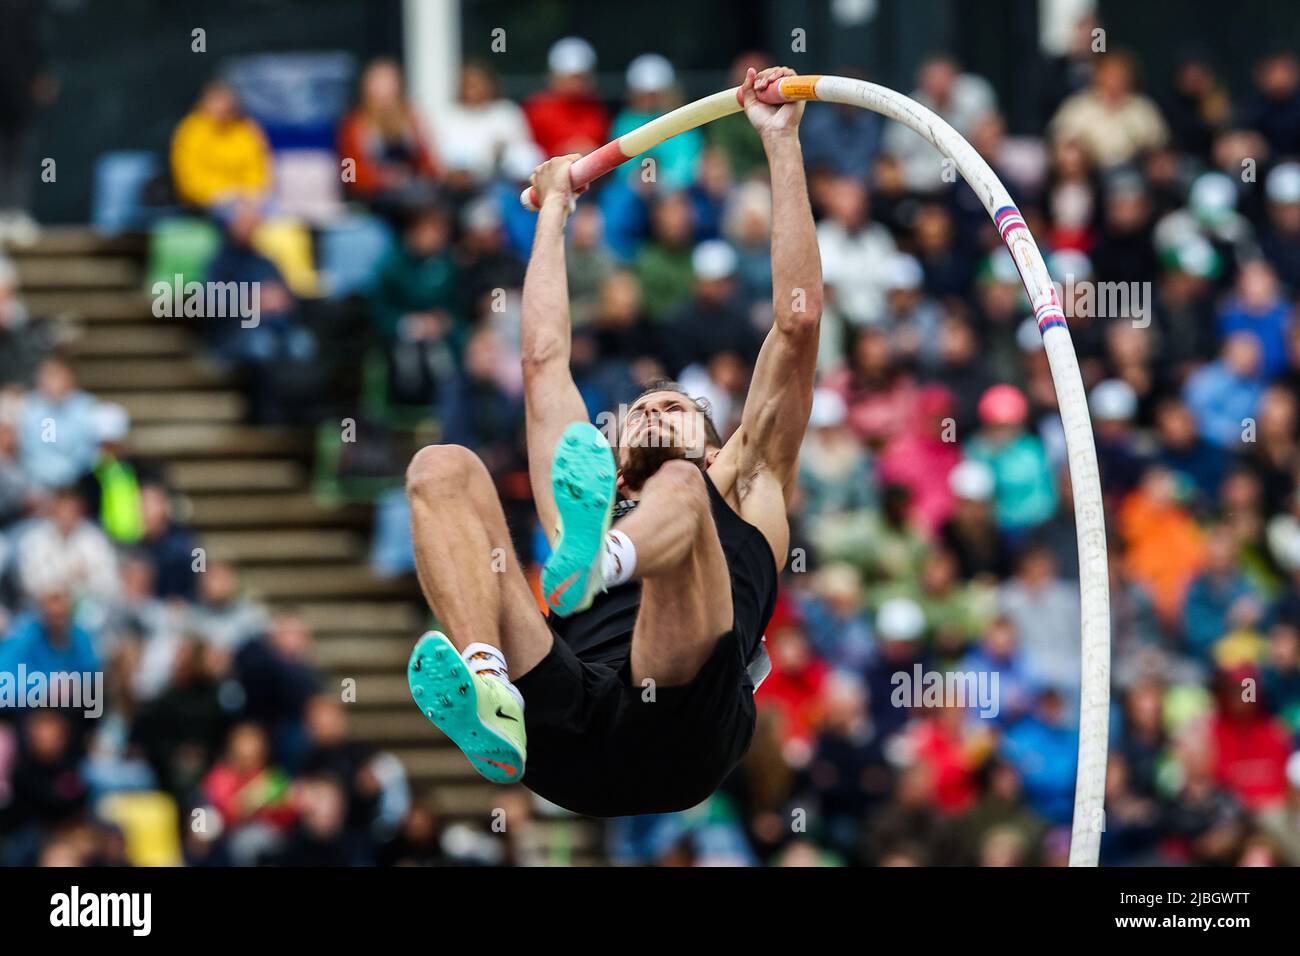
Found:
[883,55,998,193]
[433,61,530,186]
[18,485,119,607]
[817,175,898,331]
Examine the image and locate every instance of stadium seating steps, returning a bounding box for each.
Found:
[9,228,602,865]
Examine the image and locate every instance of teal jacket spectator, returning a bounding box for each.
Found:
[369,206,464,346]
[966,431,1057,531]
[611,110,703,192]
[1183,569,1258,661]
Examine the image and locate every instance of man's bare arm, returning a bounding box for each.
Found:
[521,155,589,545]
[725,67,823,494]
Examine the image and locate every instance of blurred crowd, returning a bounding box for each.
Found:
[5,9,1300,866]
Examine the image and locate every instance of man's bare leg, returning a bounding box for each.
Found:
[617,460,733,688]
[406,443,553,678]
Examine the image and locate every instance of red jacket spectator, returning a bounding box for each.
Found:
[909,712,986,814]
[755,625,829,761]
[1210,708,1291,811]
[523,89,610,159]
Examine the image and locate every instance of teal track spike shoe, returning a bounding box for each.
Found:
[542,421,617,618]
[407,632,526,784]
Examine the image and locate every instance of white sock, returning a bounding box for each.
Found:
[600,529,637,589]
[462,642,524,709]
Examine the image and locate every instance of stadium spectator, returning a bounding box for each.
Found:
[200,722,297,865]
[17,356,99,491]
[205,200,318,422]
[817,176,897,329]
[0,585,101,681]
[434,60,530,187]
[17,486,119,608]
[612,55,702,192]
[635,191,697,323]
[799,72,881,180]
[337,58,441,217]
[661,240,761,376]
[884,55,997,192]
[966,385,1057,534]
[170,79,273,211]
[1001,688,1078,825]
[0,255,50,387]
[1048,50,1169,168]
[137,483,199,602]
[1242,50,1300,159]
[0,416,31,530]
[1183,332,1265,448]
[1164,53,1231,160]
[523,37,609,158]
[186,561,269,653]
[369,203,462,405]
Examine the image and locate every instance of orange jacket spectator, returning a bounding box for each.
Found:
[338,59,440,199]
[337,110,440,196]
[1118,471,1207,625]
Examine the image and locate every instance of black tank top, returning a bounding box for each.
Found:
[548,471,779,668]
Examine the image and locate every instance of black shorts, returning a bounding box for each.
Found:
[513,629,757,817]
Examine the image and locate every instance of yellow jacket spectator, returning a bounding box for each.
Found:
[171,80,273,209]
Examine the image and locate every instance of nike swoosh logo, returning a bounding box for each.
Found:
[495,707,519,722]
[546,570,581,608]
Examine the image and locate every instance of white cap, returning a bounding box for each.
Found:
[548,37,597,76]
[988,248,1020,284]
[1266,162,1300,205]
[1016,316,1044,353]
[949,459,995,501]
[92,401,131,443]
[876,597,926,643]
[626,53,675,94]
[1189,171,1236,224]
[691,239,737,280]
[1267,514,1300,572]
[462,196,501,232]
[1050,248,1093,282]
[809,388,847,429]
[884,252,924,291]
[1090,379,1137,422]
[1171,234,1218,278]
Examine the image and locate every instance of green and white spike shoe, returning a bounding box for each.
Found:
[542,421,618,618]
[407,632,526,784]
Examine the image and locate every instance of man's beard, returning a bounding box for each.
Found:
[618,440,704,492]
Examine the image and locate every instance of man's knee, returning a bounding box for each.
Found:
[646,459,710,520]
[406,444,483,499]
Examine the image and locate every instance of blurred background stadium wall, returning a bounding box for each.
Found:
[2,0,1300,866]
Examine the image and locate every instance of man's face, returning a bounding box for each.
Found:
[617,391,709,491]
[38,590,73,635]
